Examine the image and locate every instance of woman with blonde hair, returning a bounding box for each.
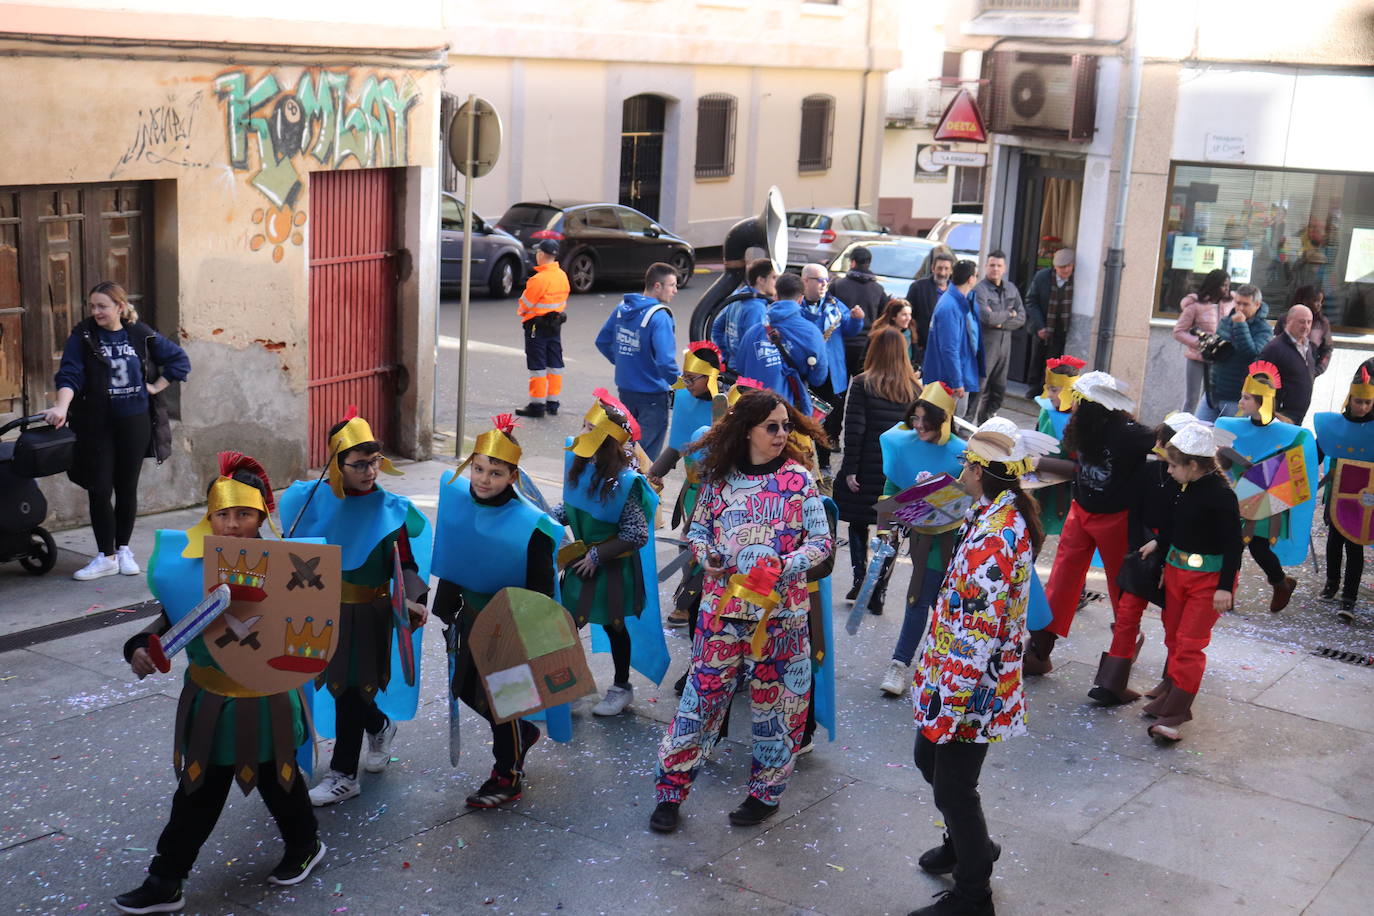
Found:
[42,281,191,580]
[835,327,922,614]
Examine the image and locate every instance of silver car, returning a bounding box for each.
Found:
[440,192,531,298]
[785,207,891,268]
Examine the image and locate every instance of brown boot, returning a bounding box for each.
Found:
[1269,576,1297,613]
[1088,653,1141,706]
[1023,629,1057,676]
[1147,688,1196,742]
[1141,672,1173,716]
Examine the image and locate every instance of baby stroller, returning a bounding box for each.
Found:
[0,415,75,575]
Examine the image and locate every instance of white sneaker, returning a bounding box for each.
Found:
[880,660,909,697]
[116,545,141,576]
[363,719,397,773]
[308,770,360,807]
[73,554,119,581]
[592,684,634,716]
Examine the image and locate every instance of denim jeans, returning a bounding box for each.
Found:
[1194,394,1237,423]
[617,388,671,462]
[893,565,943,665]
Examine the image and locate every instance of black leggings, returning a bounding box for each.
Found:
[330,688,388,778]
[915,734,993,899]
[1247,538,1286,585]
[86,411,152,556]
[1326,519,1364,602]
[149,764,316,881]
[605,624,631,686]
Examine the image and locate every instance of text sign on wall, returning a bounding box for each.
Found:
[1204,133,1247,162]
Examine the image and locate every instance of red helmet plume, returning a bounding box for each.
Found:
[1248,360,1282,389]
[593,387,642,441]
[492,413,519,436]
[217,451,275,513]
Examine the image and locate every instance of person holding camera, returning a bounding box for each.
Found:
[1172,269,1233,414]
[514,239,571,419]
[1196,284,1272,423]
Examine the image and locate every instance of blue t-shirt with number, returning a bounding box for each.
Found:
[55,322,190,419]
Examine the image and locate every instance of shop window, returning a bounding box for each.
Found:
[1155,164,1374,334]
[798,95,834,173]
[953,166,986,207]
[0,182,152,422]
[695,93,737,179]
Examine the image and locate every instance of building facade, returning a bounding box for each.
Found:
[943,0,1374,422]
[440,0,900,250]
[0,2,445,526]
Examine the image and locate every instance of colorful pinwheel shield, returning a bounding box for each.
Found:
[1331,458,1374,546]
[1234,445,1312,522]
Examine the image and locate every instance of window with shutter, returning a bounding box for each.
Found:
[695,94,737,179]
[798,95,834,173]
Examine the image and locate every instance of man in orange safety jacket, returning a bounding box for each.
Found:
[515,239,571,418]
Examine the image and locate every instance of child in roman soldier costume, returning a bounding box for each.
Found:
[1216,361,1318,613]
[1029,371,1156,676]
[876,381,967,697]
[648,342,725,628]
[555,390,669,717]
[1313,365,1374,622]
[278,408,432,807]
[1033,355,1086,535]
[1139,422,1243,742]
[431,415,564,807]
[114,453,324,914]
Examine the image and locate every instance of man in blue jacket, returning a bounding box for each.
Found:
[710,258,776,367]
[921,260,983,418]
[733,273,829,416]
[800,261,866,474]
[595,262,680,459]
[1197,283,1272,422]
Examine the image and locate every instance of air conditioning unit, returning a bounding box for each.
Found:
[984,51,1097,141]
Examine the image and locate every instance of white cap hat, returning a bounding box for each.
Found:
[1170,422,1236,458]
[1071,371,1136,412]
[967,417,1059,476]
[1163,411,1200,432]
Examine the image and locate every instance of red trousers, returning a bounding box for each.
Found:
[1108,590,1148,659]
[1159,565,1223,694]
[1044,503,1129,639]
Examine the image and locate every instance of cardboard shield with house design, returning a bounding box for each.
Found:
[469,587,596,724]
[201,535,343,694]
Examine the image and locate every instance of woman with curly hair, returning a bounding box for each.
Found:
[651,389,833,834]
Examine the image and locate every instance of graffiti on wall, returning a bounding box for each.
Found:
[111,92,209,178]
[214,69,421,261]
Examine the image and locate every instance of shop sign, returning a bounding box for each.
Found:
[1205,133,1247,162]
[934,90,988,143]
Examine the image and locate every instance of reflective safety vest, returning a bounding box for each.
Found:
[517,262,571,320]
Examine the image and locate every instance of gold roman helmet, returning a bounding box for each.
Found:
[1042,355,1087,412]
[183,452,278,558]
[671,341,724,398]
[453,413,522,480]
[1240,360,1282,425]
[569,389,639,459]
[1346,365,1374,411]
[915,381,958,445]
[327,407,401,498]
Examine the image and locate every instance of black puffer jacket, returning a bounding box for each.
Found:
[835,373,910,525]
[831,269,891,377]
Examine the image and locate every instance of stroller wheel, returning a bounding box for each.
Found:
[19,527,57,575]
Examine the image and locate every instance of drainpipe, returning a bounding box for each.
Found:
[1094,1,1143,372]
[854,0,875,209]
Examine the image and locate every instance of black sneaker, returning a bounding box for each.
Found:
[466,769,523,808]
[546,400,560,416]
[1321,581,1339,600]
[918,834,1002,875]
[727,795,778,826]
[649,801,681,833]
[267,839,327,886]
[113,875,184,914]
[1338,601,1357,624]
[845,582,862,601]
[908,888,996,915]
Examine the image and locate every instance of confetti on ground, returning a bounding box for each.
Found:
[333,883,343,896]
[455,838,468,849]
[825,863,845,872]
[671,870,686,876]
[402,861,411,869]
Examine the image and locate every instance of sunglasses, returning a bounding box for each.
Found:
[758,421,795,436]
[343,457,384,471]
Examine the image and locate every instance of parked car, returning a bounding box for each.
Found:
[925,213,983,261]
[440,192,530,298]
[496,200,694,295]
[827,238,940,300]
[785,207,891,268]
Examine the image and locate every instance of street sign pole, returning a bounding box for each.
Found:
[456,93,476,457]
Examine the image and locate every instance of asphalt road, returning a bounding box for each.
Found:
[433,269,719,460]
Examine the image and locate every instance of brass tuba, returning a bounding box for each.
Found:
[688,186,788,342]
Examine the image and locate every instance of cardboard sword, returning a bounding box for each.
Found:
[147,584,233,673]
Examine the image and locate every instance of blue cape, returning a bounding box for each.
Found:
[668,388,715,453]
[813,496,839,741]
[1217,416,1319,566]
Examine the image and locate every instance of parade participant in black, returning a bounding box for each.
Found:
[278,410,433,807]
[114,453,322,914]
[42,280,191,580]
[1314,367,1374,622]
[432,415,561,806]
[830,245,891,376]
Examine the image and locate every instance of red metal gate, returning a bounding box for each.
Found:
[308,168,399,467]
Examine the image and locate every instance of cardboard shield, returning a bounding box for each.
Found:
[468,587,595,724]
[1232,444,1312,522]
[874,472,972,535]
[1331,458,1374,546]
[201,536,342,694]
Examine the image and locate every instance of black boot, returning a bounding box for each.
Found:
[1088,653,1141,706]
[1321,579,1339,600]
[908,888,996,915]
[728,795,778,826]
[1023,629,1056,676]
[515,402,546,418]
[649,801,681,833]
[918,833,1002,875]
[869,582,887,616]
[545,400,560,416]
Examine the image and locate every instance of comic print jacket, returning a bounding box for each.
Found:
[687,458,833,623]
[912,488,1030,744]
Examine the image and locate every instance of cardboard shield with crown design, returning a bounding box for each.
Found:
[200,536,343,694]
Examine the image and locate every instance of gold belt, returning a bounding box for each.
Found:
[188,663,274,699]
[341,581,389,603]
